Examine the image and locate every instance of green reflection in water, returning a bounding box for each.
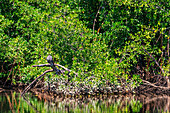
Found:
[0,90,169,113]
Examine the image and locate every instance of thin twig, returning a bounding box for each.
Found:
[97,22,104,34]
[93,6,101,35]
[156,34,162,44]
[3,62,15,87]
[142,47,164,73]
[168,30,170,63]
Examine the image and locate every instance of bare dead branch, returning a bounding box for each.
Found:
[142,79,170,90]
[142,47,164,73]
[32,64,51,67]
[33,64,78,76]
[22,55,79,96]
[21,69,53,96]
[93,6,101,34]
[54,64,78,76]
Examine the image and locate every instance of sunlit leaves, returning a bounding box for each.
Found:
[0,0,169,88]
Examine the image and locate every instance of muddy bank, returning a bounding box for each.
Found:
[1,81,169,98]
[1,73,170,97]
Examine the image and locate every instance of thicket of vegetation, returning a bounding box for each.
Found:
[0,0,169,89]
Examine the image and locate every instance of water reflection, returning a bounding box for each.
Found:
[0,90,169,113]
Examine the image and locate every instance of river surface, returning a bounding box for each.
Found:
[0,90,169,113]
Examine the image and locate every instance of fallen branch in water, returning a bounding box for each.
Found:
[21,69,53,96]
[21,55,78,96]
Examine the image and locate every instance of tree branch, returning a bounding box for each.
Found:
[142,79,170,90]
[93,6,101,34]
[32,64,51,67]
[142,47,164,73]
[32,64,78,76]
[21,69,53,96]
[54,64,78,76]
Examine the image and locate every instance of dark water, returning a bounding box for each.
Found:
[0,90,169,113]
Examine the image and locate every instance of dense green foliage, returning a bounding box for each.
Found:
[0,0,169,87]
